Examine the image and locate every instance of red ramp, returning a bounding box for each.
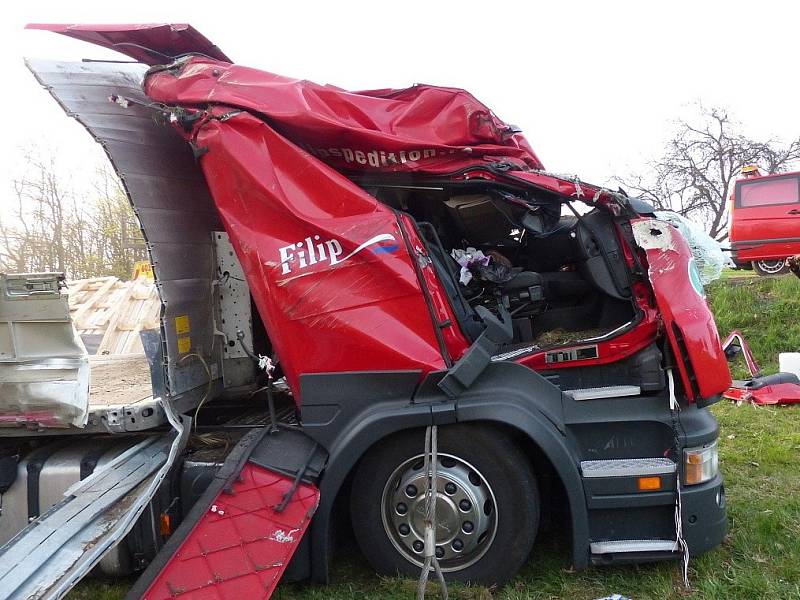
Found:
[142,463,319,599]
[128,428,324,600]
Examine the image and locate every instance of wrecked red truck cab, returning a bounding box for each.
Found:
[1,23,729,597]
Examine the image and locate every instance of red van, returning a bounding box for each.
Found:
[730,167,800,275]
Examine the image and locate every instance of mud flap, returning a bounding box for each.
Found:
[130,428,325,599]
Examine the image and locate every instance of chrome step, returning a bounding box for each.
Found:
[581,457,676,478]
[565,385,641,400]
[591,539,678,554]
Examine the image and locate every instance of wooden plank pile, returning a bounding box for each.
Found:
[67,277,160,355]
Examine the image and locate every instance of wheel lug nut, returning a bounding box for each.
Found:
[462,521,474,533]
[405,485,418,497]
[413,540,424,552]
[444,482,457,495]
[452,539,464,551]
[396,502,408,515]
[435,546,445,559]
[398,523,410,535]
[459,499,471,511]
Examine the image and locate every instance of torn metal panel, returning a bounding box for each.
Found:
[632,219,731,400]
[0,273,89,428]
[0,400,187,600]
[25,59,225,400]
[25,23,231,65]
[0,436,144,546]
[725,376,800,405]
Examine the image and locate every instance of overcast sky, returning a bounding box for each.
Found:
[1,0,799,203]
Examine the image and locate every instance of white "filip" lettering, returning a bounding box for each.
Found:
[278,233,396,275]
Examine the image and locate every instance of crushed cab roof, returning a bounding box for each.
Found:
[29,22,543,175]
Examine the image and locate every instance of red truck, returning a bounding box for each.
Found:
[729,165,800,275]
[0,23,730,598]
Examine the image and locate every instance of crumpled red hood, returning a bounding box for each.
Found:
[143,57,544,174]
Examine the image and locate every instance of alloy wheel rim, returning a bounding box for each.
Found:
[380,453,498,572]
[757,259,786,274]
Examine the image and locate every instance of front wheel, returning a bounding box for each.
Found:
[752,259,789,276]
[350,424,539,587]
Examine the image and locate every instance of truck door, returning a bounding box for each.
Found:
[732,173,800,268]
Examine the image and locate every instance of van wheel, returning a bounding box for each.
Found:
[350,424,539,587]
[752,259,789,276]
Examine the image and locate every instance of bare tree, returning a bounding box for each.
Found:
[0,149,146,278]
[618,106,800,240]
[90,167,147,278]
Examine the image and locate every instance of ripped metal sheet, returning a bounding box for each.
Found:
[0,399,187,600]
[25,59,224,400]
[0,273,89,428]
[26,23,232,65]
[632,219,731,400]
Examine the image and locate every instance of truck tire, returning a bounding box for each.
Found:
[350,424,539,586]
[752,259,789,276]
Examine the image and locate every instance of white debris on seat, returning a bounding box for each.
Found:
[451,247,490,285]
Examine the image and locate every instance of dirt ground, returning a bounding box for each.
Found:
[88,355,153,407]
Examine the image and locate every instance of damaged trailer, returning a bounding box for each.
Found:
[0,23,730,598]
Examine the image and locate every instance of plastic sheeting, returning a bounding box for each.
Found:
[654,211,726,285]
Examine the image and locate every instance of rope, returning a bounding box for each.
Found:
[417,425,449,600]
[178,352,212,433]
[674,477,690,587]
[666,369,690,589]
[667,366,679,411]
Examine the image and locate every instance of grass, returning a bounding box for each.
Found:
[710,273,800,378]
[70,274,800,600]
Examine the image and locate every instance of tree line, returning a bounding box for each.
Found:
[0,151,147,280]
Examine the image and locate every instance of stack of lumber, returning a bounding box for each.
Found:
[67,276,160,355]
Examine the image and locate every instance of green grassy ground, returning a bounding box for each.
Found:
[70,274,800,599]
[711,272,800,377]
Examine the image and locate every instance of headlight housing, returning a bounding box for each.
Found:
[684,440,719,485]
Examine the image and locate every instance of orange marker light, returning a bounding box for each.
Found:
[637,476,662,491]
[160,513,172,536]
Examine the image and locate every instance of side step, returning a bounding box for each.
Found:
[581,457,677,478]
[0,406,186,600]
[591,539,678,554]
[566,385,641,401]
